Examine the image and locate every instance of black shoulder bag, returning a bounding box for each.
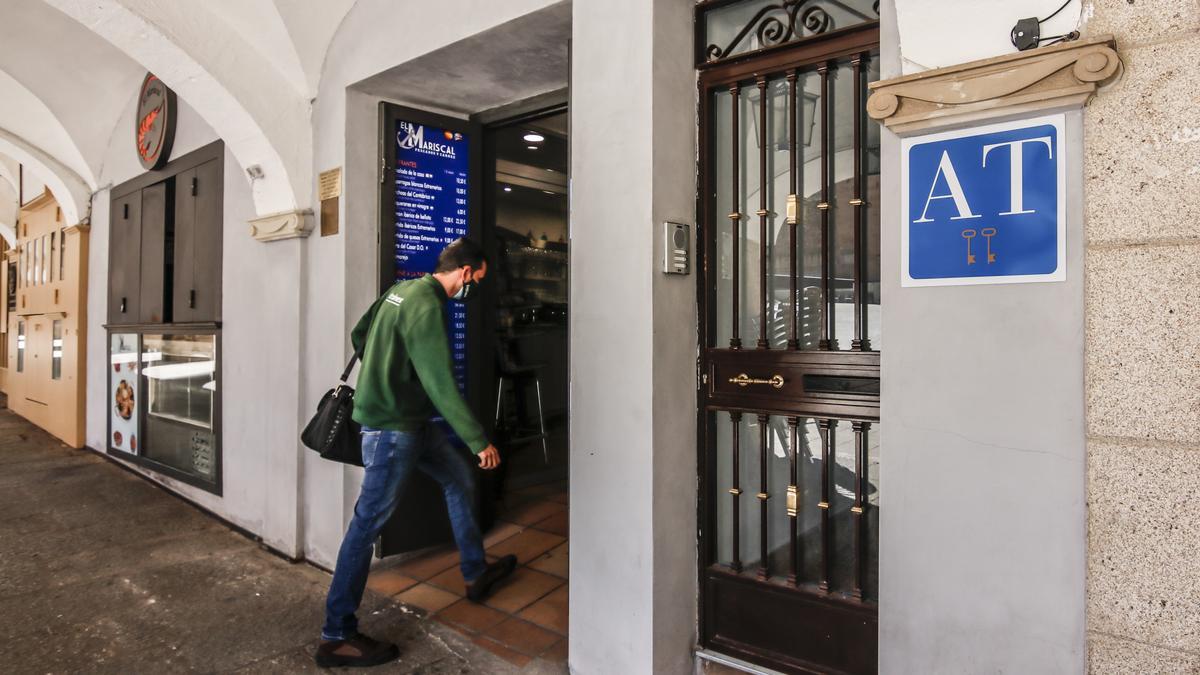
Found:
[301,352,365,466]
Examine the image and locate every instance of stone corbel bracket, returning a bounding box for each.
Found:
[868,35,1120,135]
[249,209,313,243]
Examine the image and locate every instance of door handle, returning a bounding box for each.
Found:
[120,297,127,313]
[189,289,196,309]
[728,373,785,389]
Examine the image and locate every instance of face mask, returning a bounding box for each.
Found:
[453,271,478,301]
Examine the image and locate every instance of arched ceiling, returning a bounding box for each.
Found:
[0,158,16,243]
[0,70,92,188]
[205,0,356,98]
[0,0,358,222]
[0,0,149,186]
[272,0,357,97]
[40,0,358,216]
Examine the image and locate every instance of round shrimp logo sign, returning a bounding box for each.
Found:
[135,73,177,170]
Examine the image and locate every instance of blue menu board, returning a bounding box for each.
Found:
[394,119,469,390]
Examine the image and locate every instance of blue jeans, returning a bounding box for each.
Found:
[322,424,487,640]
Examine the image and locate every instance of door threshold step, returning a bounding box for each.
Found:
[695,648,787,675]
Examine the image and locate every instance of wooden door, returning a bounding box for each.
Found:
[23,316,50,405]
[172,166,197,322]
[191,159,222,321]
[108,191,142,324]
[139,183,167,324]
[375,102,486,557]
[696,9,882,674]
[173,158,222,323]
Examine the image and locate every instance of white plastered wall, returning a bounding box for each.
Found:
[880,1,1088,672]
[85,94,305,555]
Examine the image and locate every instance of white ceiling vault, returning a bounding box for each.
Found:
[0,0,357,224]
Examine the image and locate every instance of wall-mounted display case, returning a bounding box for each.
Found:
[106,329,221,493]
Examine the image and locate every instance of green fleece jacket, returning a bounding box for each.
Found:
[350,275,488,454]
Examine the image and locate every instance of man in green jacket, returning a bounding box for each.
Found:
[317,238,516,669]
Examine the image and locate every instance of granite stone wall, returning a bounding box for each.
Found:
[1082,1,1200,671]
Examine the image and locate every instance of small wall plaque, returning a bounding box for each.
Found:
[319,167,342,236]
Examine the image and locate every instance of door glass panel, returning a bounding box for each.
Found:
[716,412,792,571]
[141,334,217,480]
[713,87,733,346]
[51,320,62,380]
[713,54,878,352]
[797,69,825,349]
[865,55,882,350]
[828,58,854,349]
[713,412,878,600]
[16,321,25,372]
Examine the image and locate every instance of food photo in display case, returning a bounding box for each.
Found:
[109,333,140,454]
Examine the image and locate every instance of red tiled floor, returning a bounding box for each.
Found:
[393,546,461,580]
[435,599,508,634]
[425,565,468,596]
[481,616,560,656]
[484,567,564,614]
[395,583,459,614]
[364,568,419,596]
[518,584,568,635]
[531,509,568,536]
[487,528,565,564]
[381,483,573,668]
[501,499,567,527]
[472,636,532,667]
[541,638,568,663]
[527,542,568,579]
[483,520,525,548]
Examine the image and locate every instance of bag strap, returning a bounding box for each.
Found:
[340,288,391,383]
[339,352,360,383]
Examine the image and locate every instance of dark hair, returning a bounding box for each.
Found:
[435,237,488,273]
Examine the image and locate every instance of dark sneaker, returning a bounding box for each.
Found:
[466,554,518,603]
[314,632,400,669]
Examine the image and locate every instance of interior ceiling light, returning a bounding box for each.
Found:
[523,132,545,143]
[527,145,539,150]
[542,190,555,195]
[503,186,513,192]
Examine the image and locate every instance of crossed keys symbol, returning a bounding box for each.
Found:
[961,228,998,265]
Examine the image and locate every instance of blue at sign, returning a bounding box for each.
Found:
[901,114,1066,287]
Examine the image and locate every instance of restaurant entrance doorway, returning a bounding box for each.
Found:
[369,103,571,666]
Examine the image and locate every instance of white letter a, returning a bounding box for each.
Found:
[914,151,980,223]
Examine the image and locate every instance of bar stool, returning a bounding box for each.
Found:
[494,359,550,464]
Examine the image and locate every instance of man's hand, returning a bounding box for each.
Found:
[478,445,501,470]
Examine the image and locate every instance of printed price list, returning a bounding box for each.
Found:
[393,120,469,391]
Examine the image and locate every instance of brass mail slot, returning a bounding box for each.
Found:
[728,373,785,389]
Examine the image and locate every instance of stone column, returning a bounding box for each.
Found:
[1081,4,1200,671]
[869,18,1121,673]
[569,0,698,672]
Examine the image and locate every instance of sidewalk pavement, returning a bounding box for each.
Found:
[0,403,564,674]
